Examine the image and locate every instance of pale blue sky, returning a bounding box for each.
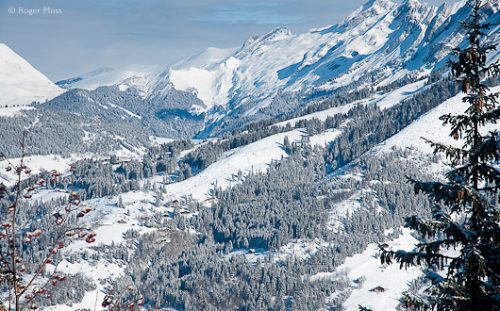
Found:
[0,0,456,80]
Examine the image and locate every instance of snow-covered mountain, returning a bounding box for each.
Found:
[0,43,63,110]
[58,0,498,131]
[163,0,494,115]
[55,65,163,97]
[2,0,497,149]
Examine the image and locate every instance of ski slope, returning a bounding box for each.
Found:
[375,80,428,110]
[155,126,347,202]
[275,102,362,128]
[309,129,343,147]
[380,86,500,153]
[157,129,305,201]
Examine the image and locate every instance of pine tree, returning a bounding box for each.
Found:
[380,1,500,310]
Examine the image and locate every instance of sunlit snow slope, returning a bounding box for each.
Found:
[0,43,63,111]
[380,86,500,153]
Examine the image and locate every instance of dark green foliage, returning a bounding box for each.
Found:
[380,2,500,310]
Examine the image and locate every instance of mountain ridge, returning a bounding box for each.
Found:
[52,0,497,130]
[0,43,63,111]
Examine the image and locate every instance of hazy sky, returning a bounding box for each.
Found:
[0,0,457,81]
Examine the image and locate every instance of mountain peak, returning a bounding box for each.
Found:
[344,0,397,29]
[172,46,238,70]
[359,0,396,14]
[0,43,63,109]
[262,27,293,41]
[235,27,293,58]
[400,0,429,11]
[403,0,422,7]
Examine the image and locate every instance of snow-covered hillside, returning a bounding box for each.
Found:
[338,228,421,311]
[156,130,304,201]
[8,80,497,310]
[155,127,348,202]
[0,43,63,113]
[380,85,500,153]
[275,79,428,128]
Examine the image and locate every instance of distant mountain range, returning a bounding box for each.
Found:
[55,0,498,118]
[0,0,498,142]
